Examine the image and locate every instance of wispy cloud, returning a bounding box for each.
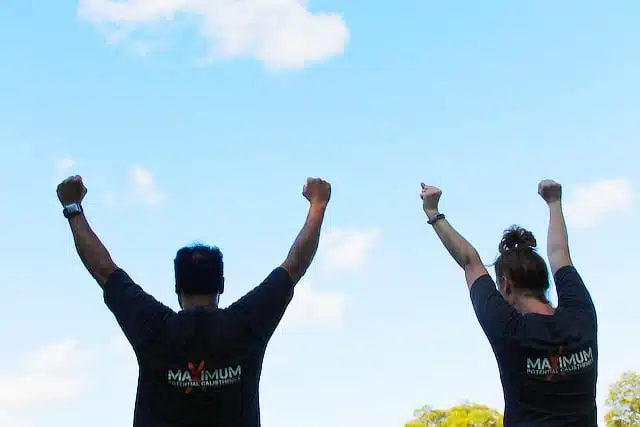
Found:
[52,157,75,185]
[0,409,33,427]
[281,281,345,329]
[129,165,165,206]
[564,179,633,228]
[320,229,380,270]
[100,165,165,208]
[0,340,96,409]
[77,0,349,70]
[276,228,380,329]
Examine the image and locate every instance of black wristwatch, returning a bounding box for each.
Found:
[62,202,83,219]
[427,213,445,225]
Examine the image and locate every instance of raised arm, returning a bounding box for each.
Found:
[420,183,488,289]
[281,178,331,284]
[58,175,174,349]
[421,183,522,340]
[538,179,572,274]
[225,178,331,343]
[538,180,594,312]
[57,175,118,287]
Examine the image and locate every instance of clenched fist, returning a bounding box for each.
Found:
[538,179,562,204]
[57,175,87,206]
[420,183,442,215]
[303,178,331,206]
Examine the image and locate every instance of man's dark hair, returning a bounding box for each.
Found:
[174,243,224,295]
[494,225,550,303]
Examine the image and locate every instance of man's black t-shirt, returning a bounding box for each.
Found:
[470,266,598,427]
[103,267,295,427]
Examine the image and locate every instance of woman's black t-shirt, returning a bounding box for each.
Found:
[470,266,598,427]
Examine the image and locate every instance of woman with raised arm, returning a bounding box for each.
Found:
[420,180,597,427]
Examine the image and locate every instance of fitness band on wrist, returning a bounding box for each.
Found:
[427,213,445,225]
[62,203,83,219]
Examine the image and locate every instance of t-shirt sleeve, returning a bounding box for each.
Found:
[103,269,175,351]
[225,267,295,343]
[470,274,524,343]
[555,265,595,313]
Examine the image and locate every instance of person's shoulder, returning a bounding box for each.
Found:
[250,266,296,296]
[103,268,134,289]
[469,273,497,299]
[266,266,294,284]
[553,264,580,280]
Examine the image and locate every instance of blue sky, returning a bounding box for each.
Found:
[1,1,639,426]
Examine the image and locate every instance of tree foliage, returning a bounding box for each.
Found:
[605,371,640,427]
[405,402,503,427]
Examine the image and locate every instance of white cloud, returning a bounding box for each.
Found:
[77,0,349,70]
[108,335,131,355]
[277,227,380,329]
[0,340,96,409]
[52,157,75,185]
[320,229,380,270]
[281,281,345,328]
[0,410,33,427]
[129,165,165,206]
[102,190,119,208]
[98,166,164,208]
[564,179,633,228]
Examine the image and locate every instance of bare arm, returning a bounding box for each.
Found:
[421,185,521,338]
[539,180,593,311]
[281,203,327,284]
[225,204,326,342]
[68,212,118,287]
[426,209,488,289]
[225,178,330,342]
[546,200,572,275]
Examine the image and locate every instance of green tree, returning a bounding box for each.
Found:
[406,402,503,427]
[605,371,640,427]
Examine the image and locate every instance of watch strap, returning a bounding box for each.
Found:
[427,213,445,225]
[63,203,83,219]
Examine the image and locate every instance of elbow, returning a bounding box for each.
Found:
[462,250,483,270]
[549,251,572,273]
[93,260,118,287]
[549,246,570,261]
[281,259,305,284]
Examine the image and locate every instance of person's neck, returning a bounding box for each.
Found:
[515,296,555,315]
[181,294,217,310]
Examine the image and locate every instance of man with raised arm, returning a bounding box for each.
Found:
[420,180,597,426]
[57,175,331,427]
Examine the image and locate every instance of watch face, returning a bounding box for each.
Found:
[63,203,82,218]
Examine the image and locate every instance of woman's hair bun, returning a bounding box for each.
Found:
[499,225,537,254]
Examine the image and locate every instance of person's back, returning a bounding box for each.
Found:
[420,179,598,426]
[132,303,276,426]
[491,265,598,425]
[104,257,299,427]
[127,268,294,427]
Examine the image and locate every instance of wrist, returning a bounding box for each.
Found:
[424,209,440,219]
[62,202,84,220]
[68,211,86,224]
[547,200,562,208]
[310,201,328,212]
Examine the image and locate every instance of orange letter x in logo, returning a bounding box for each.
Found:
[185,361,205,394]
[545,346,566,382]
